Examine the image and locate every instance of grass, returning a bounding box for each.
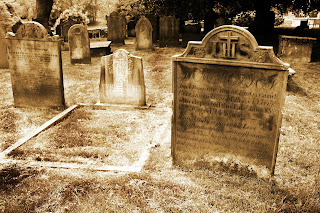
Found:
[9,107,169,167]
[0,38,319,212]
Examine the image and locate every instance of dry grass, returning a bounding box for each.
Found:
[0,39,319,212]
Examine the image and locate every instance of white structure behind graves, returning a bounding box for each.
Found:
[6,21,65,107]
[99,49,146,106]
[172,25,289,177]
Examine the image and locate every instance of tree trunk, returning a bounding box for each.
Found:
[35,0,54,31]
[249,0,276,46]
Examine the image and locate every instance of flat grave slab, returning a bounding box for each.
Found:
[7,107,170,169]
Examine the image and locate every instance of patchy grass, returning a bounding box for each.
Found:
[10,107,170,167]
[0,39,319,212]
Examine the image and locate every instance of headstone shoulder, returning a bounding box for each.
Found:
[14,21,49,40]
[177,25,289,69]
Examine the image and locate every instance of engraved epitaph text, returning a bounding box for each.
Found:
[172,26,289,176]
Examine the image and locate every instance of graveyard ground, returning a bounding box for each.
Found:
[0,39,319,212]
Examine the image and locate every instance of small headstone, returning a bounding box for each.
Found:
[159,16,180,47]
[172,25,289,177]
[135,16,153,50]
[68,24,91,64]
[99,49,146,106]
[0,24,9,68]
[6,21,65,107]
[278,35,316,63]
[107,12,126,44]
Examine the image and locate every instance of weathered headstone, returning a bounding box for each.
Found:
[278,35,316,63]
[107,12,126,44]
[135,16,153,50]
[172,25,289,177]
[99,49,146,106]
[6,21,65,107]
[68,24,91,64]
[159,16,180,47]
[0,24,9,68]
[145,14,159,43]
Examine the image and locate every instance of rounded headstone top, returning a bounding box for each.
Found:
[110,11,120,16]
[136,16,152,31]
[68,24,87,37]
[176,25,289,69]
[15,21,48,40]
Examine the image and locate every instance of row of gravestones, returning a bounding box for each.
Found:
[108,13,179,47]
[5,21,290,178]
[67,16,153,65]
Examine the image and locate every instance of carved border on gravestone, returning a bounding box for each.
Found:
[178,25,289,70]
[15,21,49,40]
[172,25,290,177]
[99,49,146,106]
[6,21,64,107]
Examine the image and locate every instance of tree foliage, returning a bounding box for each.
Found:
[141,0,320,21]
[0,1,21,30]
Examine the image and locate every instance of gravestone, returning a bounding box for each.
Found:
[0,24,9,68]
[159,16,180,47]
[172,25,289,177]
[6,21,65,107]
[145,14,159,43]
[68,24,91,64]
[278,35,316,63]
[99,49,146,106]
[135,16,153,50]
[107,12,126,44]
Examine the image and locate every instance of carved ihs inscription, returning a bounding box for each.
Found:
[213,32,239,58]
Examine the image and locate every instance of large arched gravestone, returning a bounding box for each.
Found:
[68,24,91,64]
[135,16,153,50]
[6,21,65,108]
[172,25,289,177]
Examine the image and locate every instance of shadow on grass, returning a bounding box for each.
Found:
[0,164,39,192]
[287,78,308,97]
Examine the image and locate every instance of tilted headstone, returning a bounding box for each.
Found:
[107,12,126,44]
[159,16,180,47]
[6,21,65,107]
[99,49,146,106]
[68,24,91,64]
[278,35,316,63]
[172,25,289,177]
[135,16,153,50]
[0,24,9,68]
